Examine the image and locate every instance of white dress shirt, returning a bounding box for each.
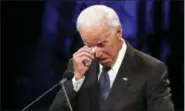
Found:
[72,40,127,92]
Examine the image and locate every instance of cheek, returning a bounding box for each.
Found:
[106,44,118,59]
[99,43,116,59]
[102,48,114,59]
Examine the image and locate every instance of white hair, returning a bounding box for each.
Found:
[76,5,121,32]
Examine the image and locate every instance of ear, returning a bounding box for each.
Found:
[116,25,122,39]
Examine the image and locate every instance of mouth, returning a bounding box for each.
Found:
[99,58,109,64]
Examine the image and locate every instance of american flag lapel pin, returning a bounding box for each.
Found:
[122,77,128,81]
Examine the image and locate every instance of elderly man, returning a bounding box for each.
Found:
[49,5,174,111]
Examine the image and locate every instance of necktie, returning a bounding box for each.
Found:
[99,67,110,100]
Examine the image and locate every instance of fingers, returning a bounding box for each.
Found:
[81,56,92,66]
[73,46,95,66]
[77,51,94,60]
[72,46,95,79]
[77,46,95,59]
[77,46,94,55]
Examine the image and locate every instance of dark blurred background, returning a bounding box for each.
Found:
[1,0,184,110]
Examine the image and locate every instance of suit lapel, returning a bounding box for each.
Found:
[85,60,101,111]
[102,43,136,110]
[83,59,99,87]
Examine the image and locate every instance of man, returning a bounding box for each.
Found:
[49,5,174,111]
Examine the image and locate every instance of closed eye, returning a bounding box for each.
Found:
[97,41,107,47]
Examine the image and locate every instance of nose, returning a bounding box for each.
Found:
[94,47,102,58]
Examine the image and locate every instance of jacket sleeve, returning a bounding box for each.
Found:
[146,62,175,111]
[49,59,77,111]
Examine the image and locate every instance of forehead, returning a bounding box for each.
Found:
[79,24,111,46]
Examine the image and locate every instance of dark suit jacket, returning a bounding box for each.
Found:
[49,43,174,111]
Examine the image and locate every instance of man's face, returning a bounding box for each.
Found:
[79,22,122,67]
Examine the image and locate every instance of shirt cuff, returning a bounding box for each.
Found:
[72,76,85,92]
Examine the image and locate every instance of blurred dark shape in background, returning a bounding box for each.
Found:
[2,0,184,110]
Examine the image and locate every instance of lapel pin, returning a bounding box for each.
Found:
[122,77,128,81]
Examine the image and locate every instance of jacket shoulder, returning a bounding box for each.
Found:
[134,49,166,69]
[132,48,167,77]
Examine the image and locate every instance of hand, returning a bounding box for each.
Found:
[72,46,95,80]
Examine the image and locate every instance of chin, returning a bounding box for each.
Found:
[101,63,109,67]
